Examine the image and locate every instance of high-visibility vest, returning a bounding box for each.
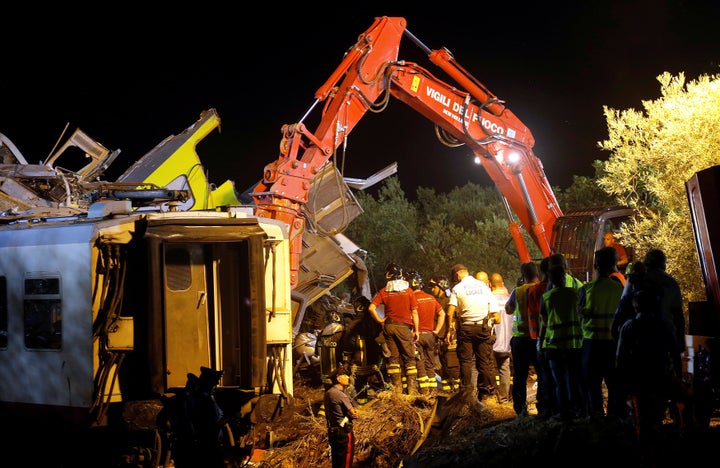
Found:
[578,277,624,340]
[511,283,535,338]
[541,286,582,350]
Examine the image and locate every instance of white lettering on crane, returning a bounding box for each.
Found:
[480,118,505,135]
[451,102,478,122]
[425,86,451,108]
[427,85,505,135]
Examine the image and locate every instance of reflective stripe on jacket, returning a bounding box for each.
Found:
[541,286,582,350]
[578,277,624,340]
[511,283,535,338]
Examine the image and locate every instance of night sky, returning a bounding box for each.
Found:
[3,3,720,198]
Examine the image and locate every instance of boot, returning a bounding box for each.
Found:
[391,374,403,394]
[417,375,430,395]
[406,374,418,395]
[441,377,453,393]
[406,366,419,396]
[450,377,461,393]
[388,365,403,394]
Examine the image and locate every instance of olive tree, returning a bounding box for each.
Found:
[597,72,720,305]
[554,169,615,211]
[345,178,527,295]
[346,177,420,292]
[414,184,525,286]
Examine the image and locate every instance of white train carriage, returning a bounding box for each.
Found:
[0,201,293,458]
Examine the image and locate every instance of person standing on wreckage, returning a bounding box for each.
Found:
[369,263,421,394]
[445,264,497,401]
[406,270,446,395]
[324,368,359,468]
[429,275,460,393]
[489,272,512,405]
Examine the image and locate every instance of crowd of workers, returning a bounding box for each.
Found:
[324,234,694,468]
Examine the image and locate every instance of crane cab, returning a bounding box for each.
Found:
[551,206,636,282]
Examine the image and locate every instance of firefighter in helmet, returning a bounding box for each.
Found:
[428,275,459,392]
[368,263,420,394]
[408,270,445,394]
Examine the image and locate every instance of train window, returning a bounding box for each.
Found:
[165,247,192,291]
[0,276,6,349]
[23,276,62,350]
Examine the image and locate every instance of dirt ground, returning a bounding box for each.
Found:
[244,378,720,468]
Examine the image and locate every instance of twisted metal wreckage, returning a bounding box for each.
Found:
[0,108,389,466]
[3,14,720,466]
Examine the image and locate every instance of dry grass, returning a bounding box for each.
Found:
[247,386,519,468]
[241,383,719,468]
[252,389,435,468]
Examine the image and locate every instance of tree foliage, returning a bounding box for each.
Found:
[341,71,720,318]
[344,172,626,297]
[344,177,527,294]
[553,166,616,210]
[348,177,419,292]
[597,72,720,306]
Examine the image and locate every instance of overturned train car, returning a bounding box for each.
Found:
[0,201,294,465]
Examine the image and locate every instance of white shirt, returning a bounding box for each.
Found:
[448,275,493,323]
[491,287,512,353]
[385,279,409,292]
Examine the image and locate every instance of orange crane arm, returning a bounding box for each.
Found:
[253,16,561,287]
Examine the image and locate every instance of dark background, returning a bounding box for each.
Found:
[3,2,720,197]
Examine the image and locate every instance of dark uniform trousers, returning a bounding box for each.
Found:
[328,424,355,468]
[456,318,495,397]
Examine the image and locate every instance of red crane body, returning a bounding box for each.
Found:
[253,16,563,286]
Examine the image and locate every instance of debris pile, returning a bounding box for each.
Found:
[246,382,719,468]
[252,388,434,467]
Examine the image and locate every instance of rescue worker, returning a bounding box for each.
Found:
[368,263,420,394]
[489,273,512,404]
[429,275,460,393]
[616,288,681,462]
[528,253,584,417]
[475,271,490,288]
[446,264,497,400]
[612,261,646,342]
[539,256,584,420]
[324,368,359,468]
[162,367,226,468]
[603,231,629,272]
[527,257,556,418]
[506,262,547,416]
[472,271,495,390]
[643,249,685,377]
[577,247,624,419]
[408,270,445,395]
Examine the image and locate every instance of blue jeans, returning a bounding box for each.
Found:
[546,347,583,418]
[511,336,551,415]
